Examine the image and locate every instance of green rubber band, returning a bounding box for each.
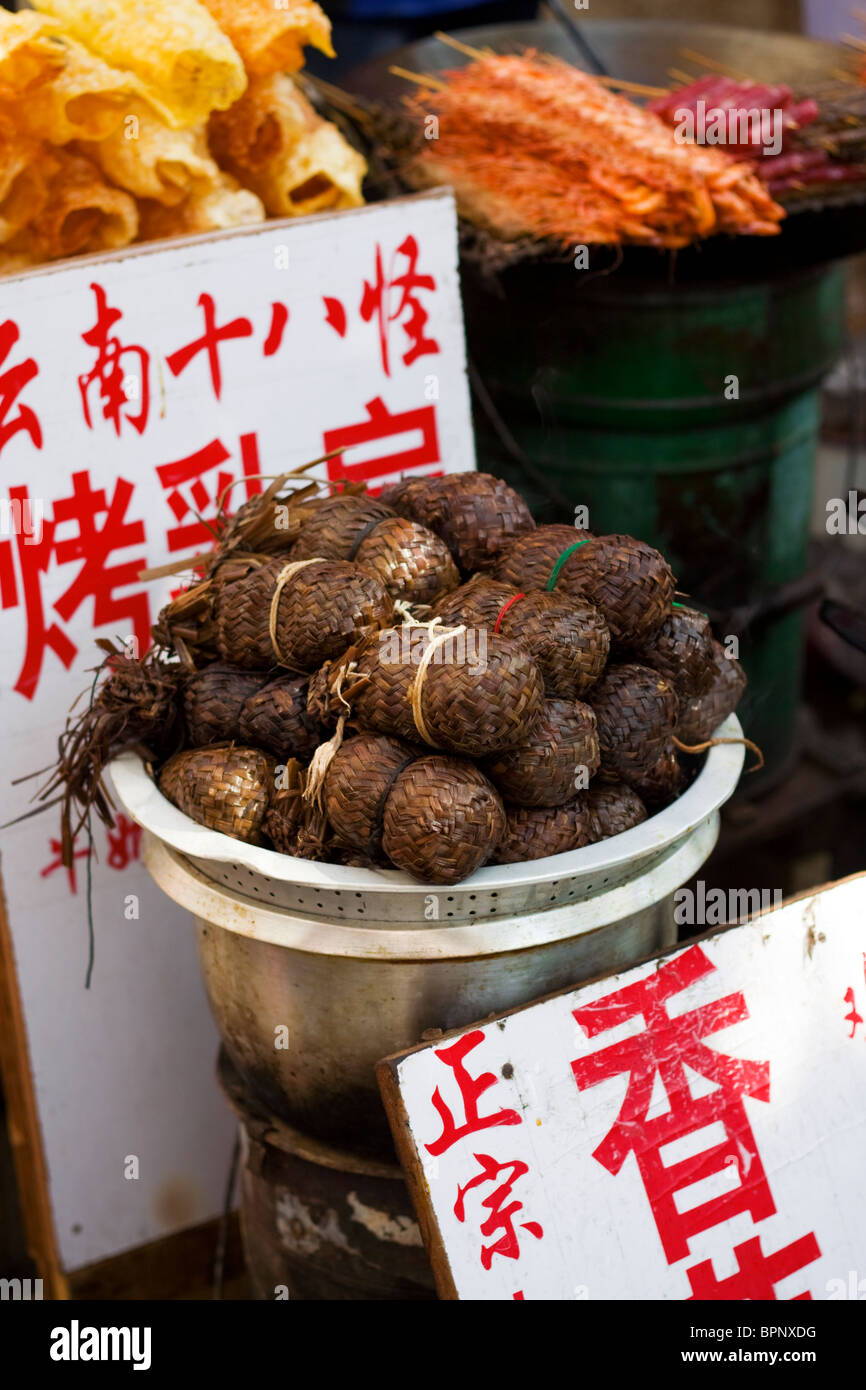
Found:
[546,539,589,591]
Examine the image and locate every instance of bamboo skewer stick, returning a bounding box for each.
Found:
[842,33,866,51]
[595,75,670,97]
[389,65,447,91]
[433,30,487,60]
[668,67,696,87]
[678,47,755,82]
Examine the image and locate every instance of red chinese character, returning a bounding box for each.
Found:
[0,474,149,699]
[843,987,863,1039]
[41,835,91,894]
[0,319,42,457]
[360,236,439,376]
[156,432,262,553]
[262,302,289,357]
[572,945,774,1264]
[455,1153,544,1270]
[166,292,253,400]
[78,283,150,436]
[424,1030,521,1158]
[105,813,141,870]
[686,1232,821,1301]
[323,397,440,487]
[323,297,347,338]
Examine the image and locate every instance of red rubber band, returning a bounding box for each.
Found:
[494,592,526,634]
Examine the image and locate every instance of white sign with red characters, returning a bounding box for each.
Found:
[379,875,866,1301]
[0,188,474,1271]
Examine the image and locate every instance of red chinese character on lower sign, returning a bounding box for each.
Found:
[156,432,262,553]
[323,396,440,486]
[572,944,775,1265]
[424,1030,521,1157]
[78,282,150,436]
[0,318,42,458]
[361,235,439,376]
[455,1155,544,1270]
[686,1232,821,1301]
[0,474,149,699]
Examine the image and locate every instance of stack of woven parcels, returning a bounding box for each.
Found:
[49,471,747,885]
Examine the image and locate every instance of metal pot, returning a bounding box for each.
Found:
[113,720,744,1157]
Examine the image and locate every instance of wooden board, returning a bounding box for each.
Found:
[378,874,866,1301]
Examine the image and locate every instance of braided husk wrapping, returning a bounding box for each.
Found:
[433,575,609,697]
[158,744,275,843]
[152,554,269,669]
[238,675,324,760]
[483,698,600,807]
[322,732,417,856]
[355,517,460,606]
[625,741,686,809]
[585,781,648,843]
[636,605,716,699]
[184,664,266,747]
[380,471,535,573]
[264,760,333,861]
[290,495,396,561]
[678,641,748,744]
[492,525,592,590]
[491,797,591,864]
[590,663,678,781]
[348,626,545,757]
[557,535,676,647]
[382,755,506,884]
[214,557,393,671]
[290,493,460,603]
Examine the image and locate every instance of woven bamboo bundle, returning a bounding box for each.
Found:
[322,732,417,857]
[556,535,676,647]
[238,674,324,761]
[637,604,716,699]
[152,554,269,669]
[264,759,332,861]
[678,641,747,744]
[380,471,535,573]
[214,556,394,671]
[492,798,591,864]
[432,575,609,697]
[626,741,686,809]
[159,744,275,843]
[381,755,506,884]
[291,494,460,604]
[338,624,545,757]
[590,663,678,781]
[184,664,266,747]
[483,699,600,807]
[492,524,592,590]
[585,781,648,843]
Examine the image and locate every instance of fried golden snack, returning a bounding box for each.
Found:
[7,36,148,143]
[78,100,220,205]
[198,0,333,75]
[30,149,138,258]
[0,11,67,98]
[137,172,264,239]
[32,0,246,127]
[0,245,42,276]
[210,74,365,217]
[0,116,57,244]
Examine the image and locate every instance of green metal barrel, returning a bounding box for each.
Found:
[465,261,846,783]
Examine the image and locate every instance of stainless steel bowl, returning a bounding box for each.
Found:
[111,718,744,1155]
